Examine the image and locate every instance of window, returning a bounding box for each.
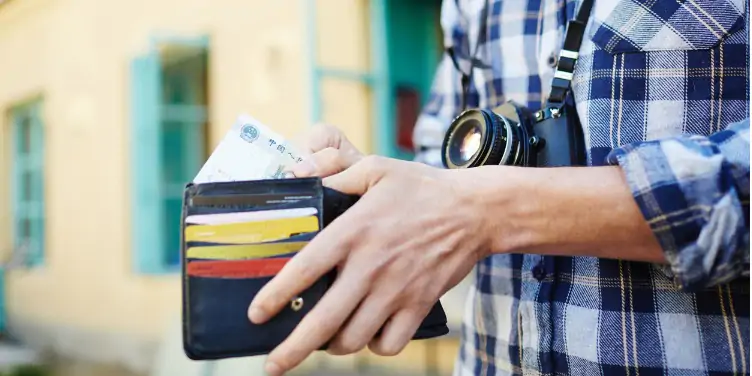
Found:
[131,37,209,273]
[10,100,45,267]
[306,0,442,160]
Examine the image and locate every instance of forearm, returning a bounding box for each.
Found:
[468,165,665,263]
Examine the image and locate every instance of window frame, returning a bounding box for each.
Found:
[130,35,210,274]
[9,98,45,268]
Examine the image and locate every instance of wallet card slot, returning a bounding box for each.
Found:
[185,199,320,216]
[185,207,318,225]
[186,242,307,260]
[183,216,318,245]
[188,177,322,197]
[189,193,316,207]
[184,231,318,249]
[187,258,291,279]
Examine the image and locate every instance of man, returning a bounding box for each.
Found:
[249,0,750,375]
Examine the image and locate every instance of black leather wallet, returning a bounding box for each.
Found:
[181,177,448,360]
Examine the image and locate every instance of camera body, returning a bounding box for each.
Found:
[441,101,587,169]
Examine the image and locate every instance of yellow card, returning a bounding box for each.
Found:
[186,241,308,260]
[184,216,318,244]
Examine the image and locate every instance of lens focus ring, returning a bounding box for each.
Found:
[442,108,524,168]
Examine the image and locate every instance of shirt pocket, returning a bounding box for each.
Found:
[587,0,746,54]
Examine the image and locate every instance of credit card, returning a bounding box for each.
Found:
[186,241,308,260]
[184,216,318,244]
[185,208,318,225]
[187,258,291,278]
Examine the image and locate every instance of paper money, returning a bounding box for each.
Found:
[193,114,305,183]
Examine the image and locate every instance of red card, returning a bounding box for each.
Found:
[187,258,291,278]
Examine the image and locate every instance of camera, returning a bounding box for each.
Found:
[441,101,587,169]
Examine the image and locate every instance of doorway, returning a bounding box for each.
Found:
[379,0,443,160]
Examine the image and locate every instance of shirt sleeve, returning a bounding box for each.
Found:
[606,118,750,291]
[412,0,464,168]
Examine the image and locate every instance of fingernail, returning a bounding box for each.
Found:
[291,160,316,177]
[265,361,282,376]
[248,306,267,324]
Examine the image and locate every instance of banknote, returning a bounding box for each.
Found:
[193,114,306,183]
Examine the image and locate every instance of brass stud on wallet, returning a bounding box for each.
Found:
[291,297,304,312]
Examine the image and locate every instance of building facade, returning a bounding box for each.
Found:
[0,0,465,374]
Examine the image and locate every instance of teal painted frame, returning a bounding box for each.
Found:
[9,99,45,268]
[131,34,210,275]
[305,0,440,159]
[131,50,164,274]
[304,0,376,126]
[304,0,388,154]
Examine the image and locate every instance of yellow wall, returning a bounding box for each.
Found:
[0,0,461,373]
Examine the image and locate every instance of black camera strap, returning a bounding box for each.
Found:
[446,0,594,110]
[547,0,594,107]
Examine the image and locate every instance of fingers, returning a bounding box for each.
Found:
[326,293,395,356]
[249,234,349,324]
[368,307,428,357]
[296,123,345,154]
[322,155,389,196]
[294,123,360,155]
[263,267,369,376]
[291,147,362,178]
[248,204,363,323]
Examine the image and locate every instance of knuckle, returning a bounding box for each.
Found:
[311,147,348,174]
[368,341,402,357]
[314,123,343,139]
[295,263,318,286]
[335,336,365,355]
[358,155,383,172]
[316,147,342,162]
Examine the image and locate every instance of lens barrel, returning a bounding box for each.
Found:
[441,108,526,169]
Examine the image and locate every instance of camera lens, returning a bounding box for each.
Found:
[441,108,525,169]
[450,121,482,165]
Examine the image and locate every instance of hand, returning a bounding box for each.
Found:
[290,124,364,178]
[248,156,490,376]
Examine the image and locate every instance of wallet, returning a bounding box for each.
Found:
[181,177,449,360]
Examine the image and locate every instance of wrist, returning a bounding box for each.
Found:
[457,166,540,256]
[466,165,663,262]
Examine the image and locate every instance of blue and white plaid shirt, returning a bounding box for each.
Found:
[413,0,750,375]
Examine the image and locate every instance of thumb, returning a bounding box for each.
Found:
[322,156,386,196]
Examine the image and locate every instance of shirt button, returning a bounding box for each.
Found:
[547,54,558,68]
[532,264,546,281]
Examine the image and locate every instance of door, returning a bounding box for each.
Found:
[382,0,443,160]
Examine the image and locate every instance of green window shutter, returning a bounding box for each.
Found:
[11,101,45,268]
[131,36,209,274]
[130,52,165,274]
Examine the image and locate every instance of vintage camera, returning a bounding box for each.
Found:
[441,101,586,169]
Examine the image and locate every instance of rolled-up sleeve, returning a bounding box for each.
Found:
[606,119,750,291]
[413,0,464,168]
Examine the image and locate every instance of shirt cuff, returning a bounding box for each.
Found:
[605,126,750,291]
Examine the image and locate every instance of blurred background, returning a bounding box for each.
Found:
[0,0,472,375]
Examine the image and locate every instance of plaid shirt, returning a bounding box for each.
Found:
[413,0,750,375]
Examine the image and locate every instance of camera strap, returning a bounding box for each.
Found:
[547,0,594,107]
[446,0,490,111]
[446,0,593,110]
